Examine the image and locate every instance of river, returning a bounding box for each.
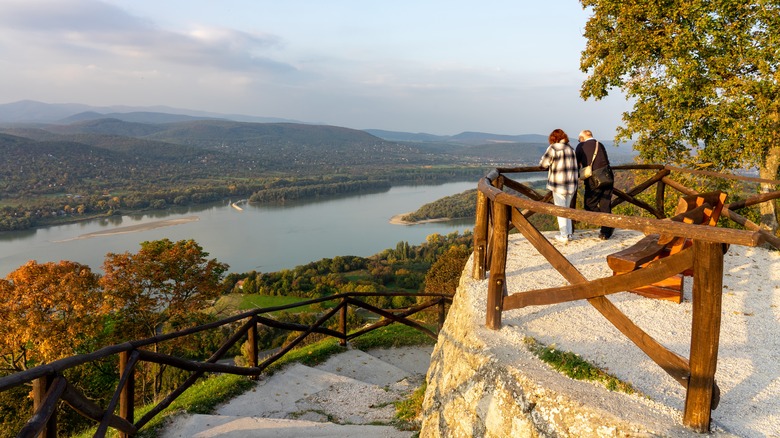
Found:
[0,181,484,276]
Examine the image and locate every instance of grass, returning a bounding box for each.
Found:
[350,323,437,350]
[214,293,326,313]
[523,337,637,394]
[394,382,427,431]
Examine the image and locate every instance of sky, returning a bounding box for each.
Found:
[0,0,631,138]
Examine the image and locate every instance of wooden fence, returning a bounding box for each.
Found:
[473,164,780,433]
[0,291,451,438]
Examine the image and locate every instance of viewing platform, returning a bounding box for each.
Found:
[421,229,779,437]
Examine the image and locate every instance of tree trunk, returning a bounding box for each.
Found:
[758,142,780,234]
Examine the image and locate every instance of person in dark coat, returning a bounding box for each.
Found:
[575,130,614,240]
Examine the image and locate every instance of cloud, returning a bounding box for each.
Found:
[0,0,297,76]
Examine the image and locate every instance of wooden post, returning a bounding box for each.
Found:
[486,200,509,330]
[683,240,724,432]
[437,299,446,332]
[32,375,56,438]
[656,179,667,217]
[118,351,135,438]
[339,299,348,346]
[473,190,489,279]
[248,316,259,380]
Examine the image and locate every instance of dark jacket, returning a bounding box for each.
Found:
[575,138,610,170]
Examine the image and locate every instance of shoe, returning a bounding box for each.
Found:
[554,235,569,243]
[599,233,610,240]
[567,234,574,241]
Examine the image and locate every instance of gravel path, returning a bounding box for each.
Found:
[469,229,780,437]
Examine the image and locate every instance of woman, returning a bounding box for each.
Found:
[539,129,578,243]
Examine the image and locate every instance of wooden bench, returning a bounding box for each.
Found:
[606,191,728,303]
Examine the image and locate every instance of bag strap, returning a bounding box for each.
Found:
[590,141,599,166]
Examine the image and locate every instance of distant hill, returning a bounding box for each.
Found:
[60,111,219,124]
[450,131,548,145]
[0,100,298,125]
[364,129,548,146]
[362,129,452,143]
[456,142,549,166]
[0,100,637,164]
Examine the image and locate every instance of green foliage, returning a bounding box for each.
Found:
[524,337,636,394]
[580,0,780,229]
[232,232,473,300]
[403,189,477,222]
[423,245,471,295]
[0,382,30,438]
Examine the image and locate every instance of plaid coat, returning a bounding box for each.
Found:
[539,141,578,195]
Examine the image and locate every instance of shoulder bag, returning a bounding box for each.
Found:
[586,142,614,190]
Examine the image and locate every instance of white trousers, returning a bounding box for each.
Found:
[552,191,574,237]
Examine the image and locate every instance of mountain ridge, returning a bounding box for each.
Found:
[1,100,563,147]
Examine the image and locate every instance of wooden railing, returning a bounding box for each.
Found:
[473,164,780,433]
[0,291,451,438]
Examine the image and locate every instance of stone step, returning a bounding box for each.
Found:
[160,414,410,438]
[313,348,414,387]
[159,346,432,437]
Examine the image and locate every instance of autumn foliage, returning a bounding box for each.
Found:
[0,240,228,373]
[0,261,104,371]
[100,238,228,343]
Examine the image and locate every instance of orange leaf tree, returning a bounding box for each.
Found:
[100,239,229,398]
[0,261,104,371]
[101,238,229,342]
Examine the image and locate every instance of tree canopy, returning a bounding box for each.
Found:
[101,239,229,342]
[580,0,780,230]
[0,261,104,371]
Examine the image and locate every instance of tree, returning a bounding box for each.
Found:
[0,261,104,371]
[100,239,229,342]
[101,239,228,399]
[423,245,471,295]
[580,0,780,232]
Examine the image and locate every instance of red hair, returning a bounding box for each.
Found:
[548,129,569,144]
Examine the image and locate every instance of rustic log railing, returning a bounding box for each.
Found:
[473,164,780,433]
[0,291,451,438]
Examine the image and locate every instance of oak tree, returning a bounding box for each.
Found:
[580,0,780,231]
[101,239,228,398]
[100,239,229,342]
[0,261,104,371]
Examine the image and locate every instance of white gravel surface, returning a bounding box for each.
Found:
[470,229,780,437]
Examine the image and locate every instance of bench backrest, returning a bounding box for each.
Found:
[674,191,727,227]
[660,191,727,253]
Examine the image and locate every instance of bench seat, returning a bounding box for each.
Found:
[606,192,727,303]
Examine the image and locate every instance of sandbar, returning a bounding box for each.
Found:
[58,216,199,241]
[390,212,455,225]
